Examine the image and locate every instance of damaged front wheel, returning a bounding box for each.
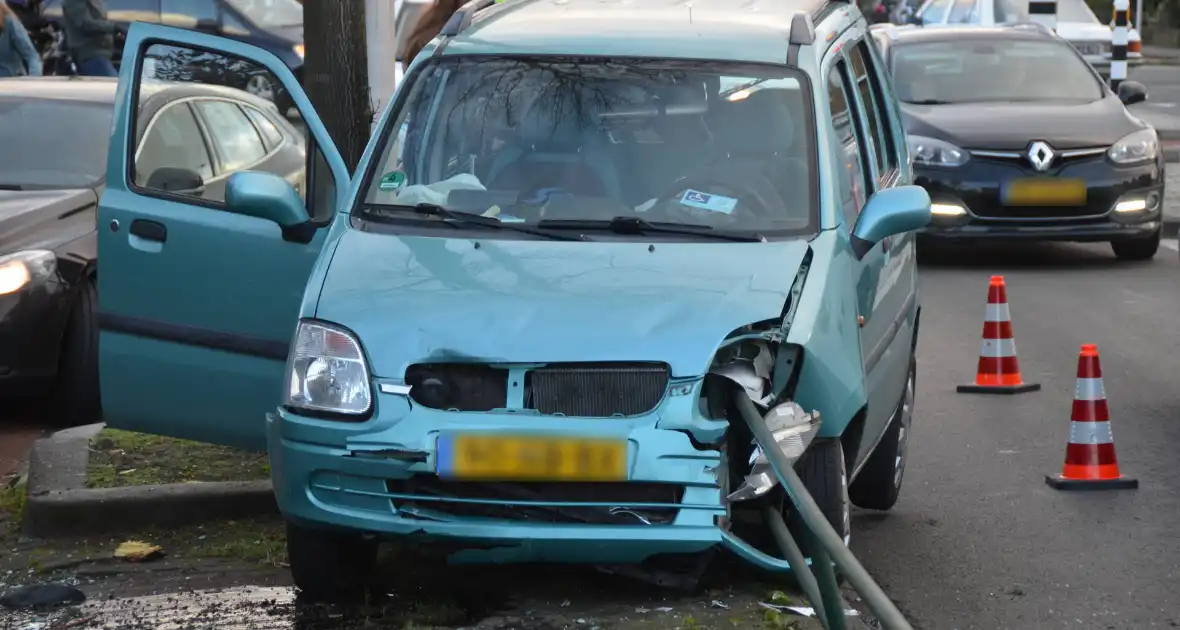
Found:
[787,437,851,547]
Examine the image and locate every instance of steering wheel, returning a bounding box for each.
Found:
[649,175,773,226]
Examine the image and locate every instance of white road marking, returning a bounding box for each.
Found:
[1162,238,1179,252]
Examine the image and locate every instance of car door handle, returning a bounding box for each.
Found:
[129,219,167,243]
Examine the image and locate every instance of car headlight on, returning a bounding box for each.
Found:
[293,44,304,59]
[0,250,56,296]
[1108,129,1158,165]
[908,135,969,168]
[284,320,373,417]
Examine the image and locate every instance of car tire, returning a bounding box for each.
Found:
[1111,229,1160,261]
[791,437,851,547]
[849,355,916,511]
[49,277,101,427]
[286,521,379,602]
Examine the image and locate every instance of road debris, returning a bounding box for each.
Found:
[113,540,164,562]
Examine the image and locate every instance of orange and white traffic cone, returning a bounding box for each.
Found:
[957,276,1040,394]
[1046,344,1138,491]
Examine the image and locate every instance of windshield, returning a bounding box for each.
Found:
[890,39,1103,104]
[361,56,816,239]
[224,0,303,28]
[0,99,112,189]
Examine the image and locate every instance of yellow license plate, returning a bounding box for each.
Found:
[1003,178,1087,206]
[439,434,628,481]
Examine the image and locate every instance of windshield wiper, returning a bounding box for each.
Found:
[537,216,766,242]
[364,203,588,241]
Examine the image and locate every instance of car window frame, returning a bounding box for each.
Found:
[824,56,873,226]
[133,98,216,185]
[352,54,823,241]
[241,104,287,152]
[189,97,272,176]
[946,0,979,23]
[917,0,952,24]
[847,39,901,188]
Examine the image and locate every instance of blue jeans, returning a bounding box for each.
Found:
[76,56,116,77]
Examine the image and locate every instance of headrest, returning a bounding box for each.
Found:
[712,88,797,157]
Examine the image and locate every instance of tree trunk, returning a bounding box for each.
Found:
[302,0,371,172]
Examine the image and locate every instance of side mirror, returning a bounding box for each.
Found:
[1117,80,1148,106]
[146,167,205,197]
[225,171,315,243]
[851,185,931,259]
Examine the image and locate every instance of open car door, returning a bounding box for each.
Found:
[98,24,351,451]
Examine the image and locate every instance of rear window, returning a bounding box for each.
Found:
[0,99,112,189]
[890,39,1102,104]
[359,56,818,240]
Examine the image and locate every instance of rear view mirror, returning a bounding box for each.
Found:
[146,167,204,197]
[1117,80,1148,106]
[851,186,932,259]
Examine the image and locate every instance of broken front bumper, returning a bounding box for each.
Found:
[266,379,735,565]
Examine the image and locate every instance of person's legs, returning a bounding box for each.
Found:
[76,56,117,77]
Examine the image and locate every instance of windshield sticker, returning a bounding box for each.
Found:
[378,171,406,192]
[679,190,738,214]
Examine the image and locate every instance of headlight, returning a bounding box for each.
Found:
[1108,129,1158,165]
[284,320,373,417]
[293,44,305,59]
[908,135,969,168]
[0,250,56,296]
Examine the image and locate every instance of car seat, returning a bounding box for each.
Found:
[703,88,810,213]
[485,91,623,201]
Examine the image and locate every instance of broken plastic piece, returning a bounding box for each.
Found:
[728,402,821,502]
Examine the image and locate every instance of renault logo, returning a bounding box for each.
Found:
[1026,141,1055,172]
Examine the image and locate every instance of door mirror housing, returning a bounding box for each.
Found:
[1117,80,1148,106]
[851,185,932,259]
[146,167,205,197]
[225,171,314,243]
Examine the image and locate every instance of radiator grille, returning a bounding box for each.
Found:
[526,362,670,416]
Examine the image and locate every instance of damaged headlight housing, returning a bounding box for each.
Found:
[284,320,373,418]
[728,402,822,502]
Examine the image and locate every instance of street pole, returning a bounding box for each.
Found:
[366,0,399,130]
[303,0,372,172]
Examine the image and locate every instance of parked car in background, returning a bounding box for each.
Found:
[908,0,1142,76]
[872,24,1162,260]
[35,0,304,112]
[0,76,305,425]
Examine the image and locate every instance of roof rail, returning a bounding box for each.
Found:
[439,0,501,37]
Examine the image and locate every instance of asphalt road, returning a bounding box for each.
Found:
[853,241,1180,629]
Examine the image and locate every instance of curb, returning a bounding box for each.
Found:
[21,425,277,539]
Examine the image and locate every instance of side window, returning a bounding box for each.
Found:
[136,43,310,208]
[919,0,952,24]
[135,103,214,186]
[242,105,285,151]
[848,41,899,181]
[827,61,871,224]
[222,10,251,36]
[946,0,978,23]
[192,100,268,171]
[160,0,218,27]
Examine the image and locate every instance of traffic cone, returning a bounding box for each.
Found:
[957,276,1041,394]
[1046,344,1138,491]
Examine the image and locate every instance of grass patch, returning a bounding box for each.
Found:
[87,428,270,489]
[0,480,26,537]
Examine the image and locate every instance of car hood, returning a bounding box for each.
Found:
[0,188,97,252]
[314,230,811,378]
[901,97,1143,151]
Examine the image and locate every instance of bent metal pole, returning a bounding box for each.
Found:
[1111,0,1130,91]
[731,390,915,630]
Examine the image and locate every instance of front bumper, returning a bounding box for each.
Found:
[916,152,1163,242]
[266,378,737,565]
[0,279,71,396]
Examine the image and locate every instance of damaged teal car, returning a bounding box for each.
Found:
[95,0,930,600]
